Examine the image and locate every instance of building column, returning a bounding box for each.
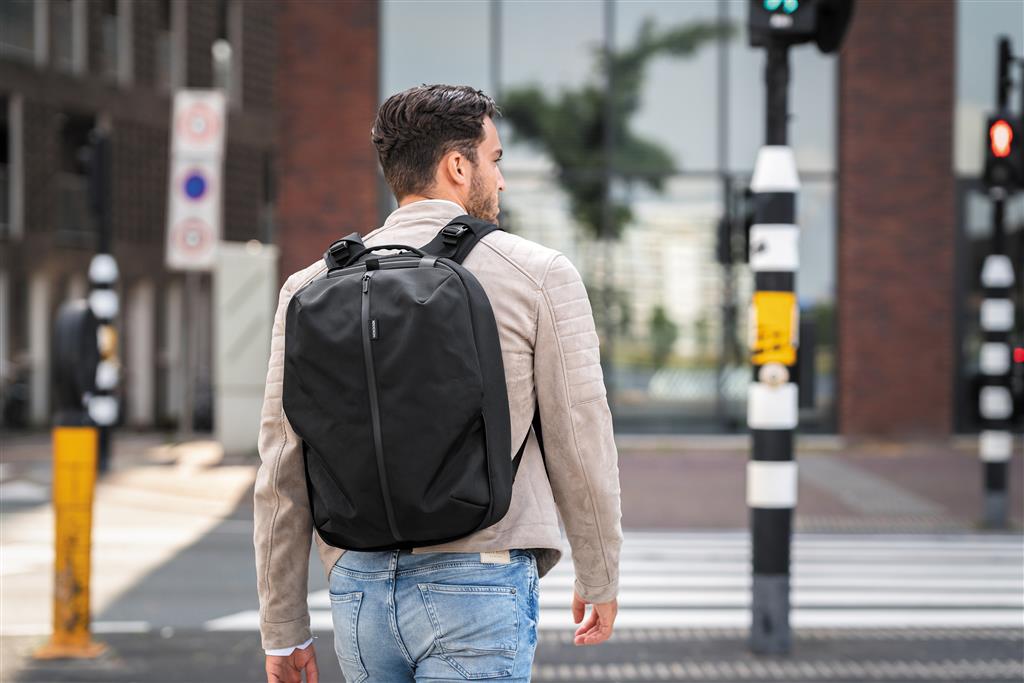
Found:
[127,279,155,426]
[837,0,956,436]
[0,269,8,422]
[162,279,184,424]
[28,271,50,426]
[275,0,379,284]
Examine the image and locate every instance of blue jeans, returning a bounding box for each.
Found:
[329,548,539,682]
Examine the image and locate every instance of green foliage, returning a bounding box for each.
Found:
[502,17,733,240]
[649,305,679,369]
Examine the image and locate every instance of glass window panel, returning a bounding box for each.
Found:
[499,0,603,171]
[52,0,75,71]
[381,0,491,100]
[0,0,35,61]
[614,0,721,172]
[501,0,603,98]
[954,0,1024,176]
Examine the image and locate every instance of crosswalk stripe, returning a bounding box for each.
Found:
[203,532,1024,633]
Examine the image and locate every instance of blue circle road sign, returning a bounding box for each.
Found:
[184,172,207,200]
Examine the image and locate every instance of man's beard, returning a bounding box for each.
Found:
[465,170,499,223]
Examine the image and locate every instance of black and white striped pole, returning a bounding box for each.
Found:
[978,38,1021,528]
[746,43,799,656]
[745,0,854,655]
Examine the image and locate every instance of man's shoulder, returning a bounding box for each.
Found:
[282,259,328,295]
[477,229,564,288]
[279,228,566,294]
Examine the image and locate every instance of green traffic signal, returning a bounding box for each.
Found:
[764,0,782,10]
[764,0,799,12]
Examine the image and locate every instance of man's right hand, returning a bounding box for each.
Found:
[571,590,618,646]
[266,642,319,683]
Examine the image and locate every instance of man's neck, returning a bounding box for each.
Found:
[399,193,466,212]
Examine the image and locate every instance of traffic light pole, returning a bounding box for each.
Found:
[978,37,1019,528]
[748,42,799,655]
[86,130,120,472]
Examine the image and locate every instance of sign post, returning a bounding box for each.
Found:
[165,90,226,439]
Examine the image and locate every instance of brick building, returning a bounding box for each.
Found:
[0,0,276,429]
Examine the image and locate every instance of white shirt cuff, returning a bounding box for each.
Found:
[265,636,314,656]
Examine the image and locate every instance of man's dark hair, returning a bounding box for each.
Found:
[371,84,498,201]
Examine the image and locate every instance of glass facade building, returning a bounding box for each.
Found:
[382,0,841,432]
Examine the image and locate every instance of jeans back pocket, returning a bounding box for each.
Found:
[330,591,368,683]
[417,583,519,679]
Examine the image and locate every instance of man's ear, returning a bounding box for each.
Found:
[441,150,470,188]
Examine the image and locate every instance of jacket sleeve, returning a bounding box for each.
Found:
[253,274,314,650]
[534,253,624,604]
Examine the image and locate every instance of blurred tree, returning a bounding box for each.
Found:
[649,305,679,369]
[502,17,732,241]
[501,16,732,399]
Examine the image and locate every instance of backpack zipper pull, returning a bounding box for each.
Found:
[362,272,370,293]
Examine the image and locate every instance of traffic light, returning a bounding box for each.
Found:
[749,0,855,54]
[52,301,100,420]
[983,115,1022,192]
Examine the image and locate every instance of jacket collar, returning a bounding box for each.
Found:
[366,199,467,241]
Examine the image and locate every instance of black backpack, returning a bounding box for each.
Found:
[282,215,542,551]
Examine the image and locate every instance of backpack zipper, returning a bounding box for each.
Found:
[362,271,403,541]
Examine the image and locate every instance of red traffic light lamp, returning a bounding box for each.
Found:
[984,115,1021,191]
[990,119,1013,158]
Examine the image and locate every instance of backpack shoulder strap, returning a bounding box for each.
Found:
[419,214,502,264]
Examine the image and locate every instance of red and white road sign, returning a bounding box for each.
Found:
[166,91,226,271]
[171,90,226,159]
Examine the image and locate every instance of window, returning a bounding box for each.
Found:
[380,0,838,431]
[51,0,87,74]
[102,0,119,79]
[1,96,23,242]
[213,0,243,107]
[56,113,97,245]
[156,0,185,91]
[0,0,37,63]
[0,98,9,240]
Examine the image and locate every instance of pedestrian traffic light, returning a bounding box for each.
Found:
[749,0,855,54]
[52,301,100,421]
[983,115,1022,192]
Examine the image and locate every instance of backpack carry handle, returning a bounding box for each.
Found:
[328,244,429,271]
[348,244,428,261]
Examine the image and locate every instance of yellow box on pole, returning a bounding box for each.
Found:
[750,291,798,367]
[33,426,107,660]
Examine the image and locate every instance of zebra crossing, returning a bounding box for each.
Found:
[529,531,1024,631]
[205,530,1024,633]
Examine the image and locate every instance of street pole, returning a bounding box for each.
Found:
[181,270,198,441]
[85,129,120,472]
[978,37,1019,528]
[601,0,618,423]
[747,42,799,655]
[744,0,855,657]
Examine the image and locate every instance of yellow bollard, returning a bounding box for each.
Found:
[33,426,107,659]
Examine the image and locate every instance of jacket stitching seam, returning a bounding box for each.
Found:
[478,239,544,287]
[539,259,612,586]
[262,273,319,632]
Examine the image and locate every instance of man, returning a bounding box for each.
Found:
[257,84,623,683]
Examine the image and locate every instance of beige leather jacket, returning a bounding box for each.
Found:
[254,199,623,649]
